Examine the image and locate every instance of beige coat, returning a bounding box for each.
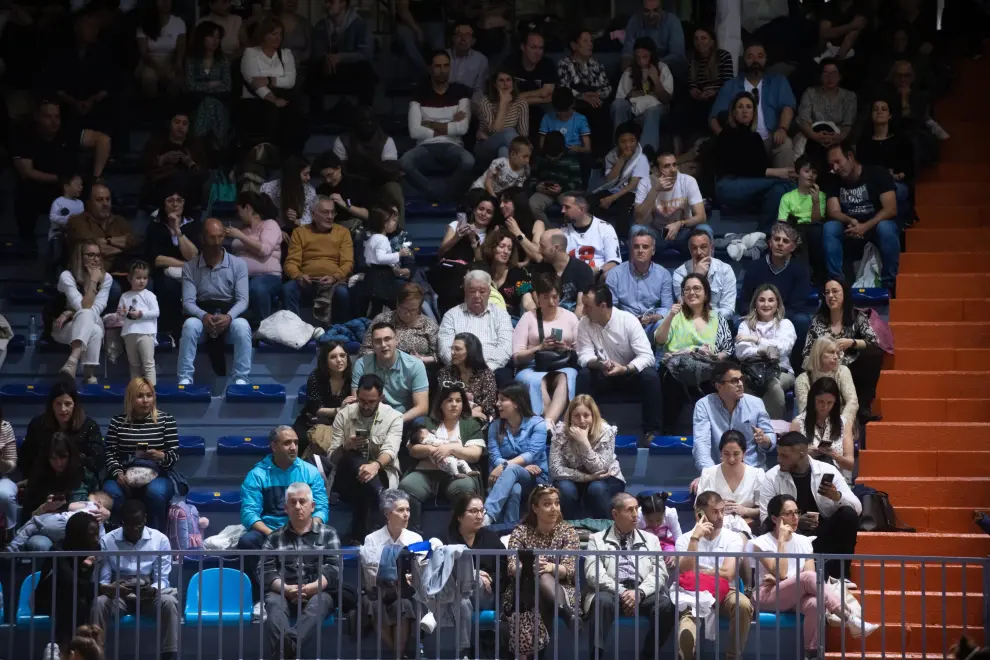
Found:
[327,402,404,489]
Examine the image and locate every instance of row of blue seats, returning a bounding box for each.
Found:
[2,333,357,357]
[0,382,287,404]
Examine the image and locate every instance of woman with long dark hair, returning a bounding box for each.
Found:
[791,376,854,484]
[478,226,533,317]
[433,194,496,313]
[294,341,354,456]
[613,37,673,153]
[184,20,232,147]
[498,186,543,264]
[261,154,316,242]
[671,26,732,153]
[437,333,498,422]
[0,402,17,533]
[475,68,529,163]
[145,182,202,336]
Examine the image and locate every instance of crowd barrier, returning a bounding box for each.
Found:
[0,548,985,659]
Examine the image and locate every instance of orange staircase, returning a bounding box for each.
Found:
[825,56,990,657]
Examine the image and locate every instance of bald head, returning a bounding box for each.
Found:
[539,229,568,263]
[202,217,225,257]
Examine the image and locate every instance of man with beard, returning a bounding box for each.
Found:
[709,43,797,169]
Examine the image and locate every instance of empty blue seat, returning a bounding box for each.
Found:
[0,383,49,402]
[225,383,286,403]
[851,287,889,304]
[184,568,253,626]
[217,436,270,455]
[155,382,212,402]
[297,384,308,400]
[405,200,458,218]
[17,572,49,628]
[757,611,800,628]
[649,436,694,455]
[36,339,70,354]
[187,490,242,512]
[78,382,127,402]
[614,435,639,455]
[257,340,317,353]
[8,285,55,305]
[6,334,26,353]
[178,435,206,456]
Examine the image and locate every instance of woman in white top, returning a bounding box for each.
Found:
[239,15,305,153]
[791,377,854,484]
[136,0,187,98]
[53,240,114,384]
[360,489,425,655]
[696,430,765,531]
[735,283,796,419]
[795,337,858,433]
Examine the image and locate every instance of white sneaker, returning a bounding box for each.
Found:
[420,611,437,634]
[234,378,249,386]
[846,616,880,638]
[43,642,60,660]
[825,612,842,627]
[252,601,266,623]
[927,118,951,140]
[178,378,193,386]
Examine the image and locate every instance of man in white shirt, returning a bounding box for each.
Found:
[438,270,515,387]
[760,431,861,579]
[672,228,737,318]
[633,153,712,255]
[576,281,662,440]
[675,491,752,660]
[93,499,178,660]
[560,193,621,275]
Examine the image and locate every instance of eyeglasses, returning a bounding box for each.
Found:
[720,377,744,386]
[83,252,102,258]
[465,507,485,515]
[683,286,704,294]
[441,380,465,389]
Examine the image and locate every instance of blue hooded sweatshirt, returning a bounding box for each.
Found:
[240,455,329,531]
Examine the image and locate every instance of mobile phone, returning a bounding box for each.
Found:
[136,442,149,451]
[551,328,563,341]
[355,428,370,439]
[696,510,706,523]
[818,439,833,448]
[820,473,835,487]
[455,212,468,229]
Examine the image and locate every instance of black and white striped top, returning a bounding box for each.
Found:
[105,411,180,478]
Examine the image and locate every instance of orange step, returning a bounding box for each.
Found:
[896,275,990,299]
[876,371,990,398]
[853,480,990,509]
[888,321,990,348]
[855,532,990,559]
[917,183,990,206]
[856,561,983,593]
[858,451,990,478]
[893,507,982,534]
[860,590,984,627]
[866,423,990,449]
[906,227,990,251]
[887,348,990,370]
[826,625,984,656]
[900,252,990,273]
[913,204,989,226]
[889,300,990,323]
[941,139,990,162]
[875,399,990,423]
[922,162,990,182]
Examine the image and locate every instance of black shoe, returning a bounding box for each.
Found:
[858,407,882,423]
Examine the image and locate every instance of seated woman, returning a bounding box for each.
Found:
[613,38,673,154]
[53,240,114,384]
[501,486,579,659]
[795,336,859,428]
[735,284,797,419]
[712,91,795,235]
[499,187,544,265]
[549,395,624,520]
[294,341,354,457]
[512,271,579,426]
[437,333,498,424]
[135,0,187,99]
[432,195,495,314]
[184,20,233,149]
[360,489,426,656]
[483,385,548,526]
[145,184,201,337]
[794,59,856,168]
[654,273,734,432]
[140,109,209,206]
[791,377,854,485]
[103,378,184,531]
[199,0,243,57]
[669,27,733,155]
[801,278,881,420]
[226,191,282,322]
[0,405,16,532]
[261,155,317,241]
[478,226,533,318]
[360,283,440,369]
[856,98,914,218]
[475,69,530,165]
[398,382,485,531]
[697,430,765,533]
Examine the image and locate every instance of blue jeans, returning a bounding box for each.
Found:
[895,180,913,226]
[716,178,795,234]
[177,316,253,382]
[822,219,901,289]
[610,99,664,152]
[281,280,352,324]
[399,142,476,202]
[103,476,176,532]
[248,273,282,321]
[515,367,577,415]
[633,222,714,257]
[394,21,446,74]
[788,311,812,371]
[554,476,625,520]
[0,477,17,529]
[484,462,541,525]
[23,535,54,552]
[474,127,519,165]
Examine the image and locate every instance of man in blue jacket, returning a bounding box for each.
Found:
[237,425,330,608]
[310,0,378,112]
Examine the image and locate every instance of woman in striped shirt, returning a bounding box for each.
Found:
[0,402,17,535]
[670,26,735,155]
[475,69,531,165]
[103,378,182,531]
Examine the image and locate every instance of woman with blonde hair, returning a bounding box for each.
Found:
[549,395,624,520]
[735,283,797,418]
[794,336,858,428]
[102,378,184,530]
[53,240,114,384]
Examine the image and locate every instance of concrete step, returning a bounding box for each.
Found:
[916,183,990,206]
[896,275,990,299]
[875,398,990,422]
[866,422,990,448]
[854,561,983,593]
[900,252,990,273]
[853,480,990,510]
[859,589,984,628]
[892,507,983,534]
[887,321,990,348]
[888,348,990,370]
[876,371,990,398]
[906,227,990,251]
[825,624,984,656]
[855,531,990,559]
[858,450,990,478]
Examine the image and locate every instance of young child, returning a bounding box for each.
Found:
[7,491,112,552]
[777,156,825,226]
[471,136,533,196]
[615,37,673,118]
[539,86,592,154]
[408,424,478,478]
[361,206,413,316]
[117,261,160,384]
[48,173,85,272]
[637,492,681,566]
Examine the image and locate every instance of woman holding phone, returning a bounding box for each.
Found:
[790,377,854,484]
[433,195,496,314]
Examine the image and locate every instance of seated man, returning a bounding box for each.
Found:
[560,193,621,276]
[447,20,489,97]
[672,229,736,318]
[505,31,558,141]
[438,270,514,386]
[325,374,403,543]
[633,152,710,256]
[710,43,796,169]
[675,491,753,660]
[576,282,662,443]
[535,230,595,317]
[92,500,178,660]
[605,227,673,336]
[351,322,429,423]
[822,143,900,293]
[693,362,777,477]
[282,197,355,325]
[310,0,378,110]
[761,431,862,579]
[399,51,475,203]
[621,0,687,79]
[177,218,251,386]
[585,492,676,658]
[238,426,330,603]
[261,482,341,660]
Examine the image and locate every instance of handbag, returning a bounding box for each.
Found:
[739,353,781,397]
[855,485,916,532]
[662,350,719,387]
[677,571,731,601]
[206,170,237,216]
[533,307,576,372]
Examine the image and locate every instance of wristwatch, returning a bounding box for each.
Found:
[514,234,525,243]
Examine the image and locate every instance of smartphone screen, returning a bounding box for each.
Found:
[819,439,833,448]
[821,473,835,486]
[551,328,563,341]
[356,428,370,439]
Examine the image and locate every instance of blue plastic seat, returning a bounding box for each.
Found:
[8,285,55,305]
[0,383,49,402]
[155,382,212,403]
[17,572,50,628]
[257,340,317,353]
[36,339,70,354]
[225,383,286,403]
[184,568,253,626]
[78,382,127,402]
[614,435,639,455]
[217,436,270,455]
[6,334,26,353]
[297,384,308,400]
[851,287,889,304]
[405,200,458,218]
[649,435,694,456]
[186,490,242,512]
[757,611,800,628]
[178,435,206,456]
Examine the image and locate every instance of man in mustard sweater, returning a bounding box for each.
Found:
[282,197,355,324]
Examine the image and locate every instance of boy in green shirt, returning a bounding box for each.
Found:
[777,155,826,224]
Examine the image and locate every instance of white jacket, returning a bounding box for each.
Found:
[584,525,666,614]
[759,458,861,523]
[257,310,323,349]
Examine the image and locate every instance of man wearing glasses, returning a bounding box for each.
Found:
[351,321,430,424]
